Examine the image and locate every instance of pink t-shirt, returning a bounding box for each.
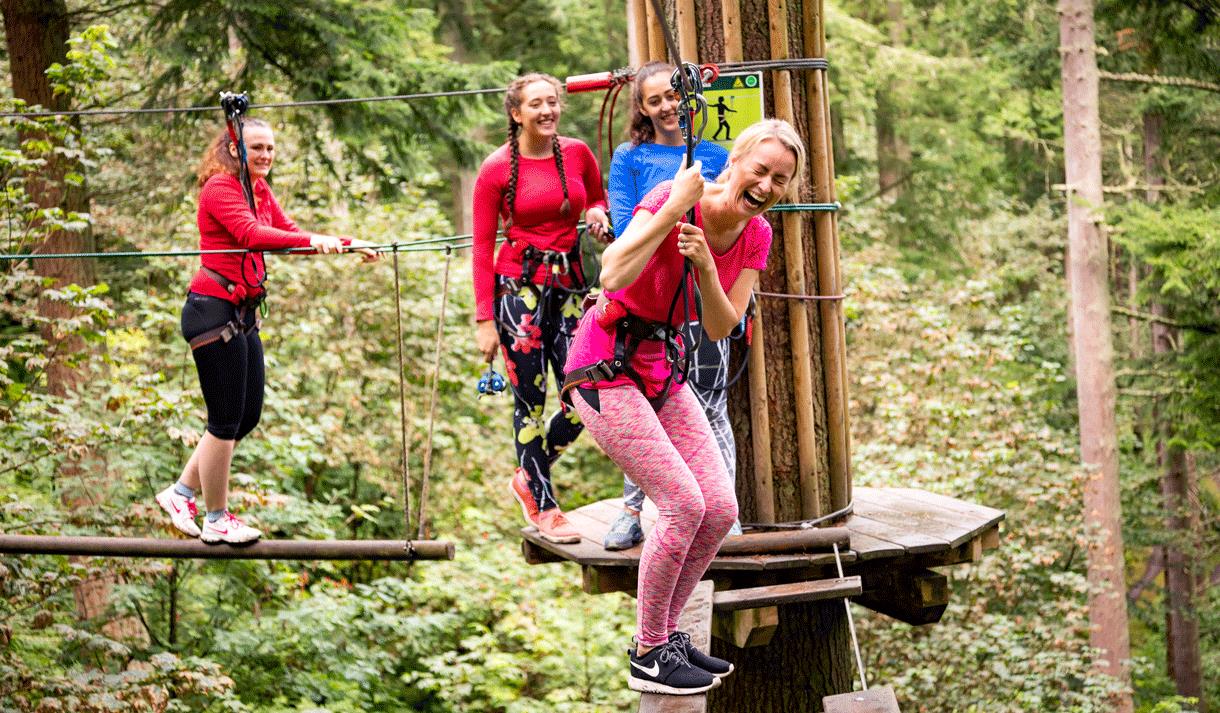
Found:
[564,181,772,395]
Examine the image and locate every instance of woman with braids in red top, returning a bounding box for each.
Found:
[155,119,377,544]
[472,72,611,543]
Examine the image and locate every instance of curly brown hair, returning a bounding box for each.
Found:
[502,73,569,228]
[195,118,271,188]
[628,61,676,146]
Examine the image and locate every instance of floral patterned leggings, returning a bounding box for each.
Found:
[572,383,738,646]
[495,275,585,512]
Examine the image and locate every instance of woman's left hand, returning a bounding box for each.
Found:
[675,222,714,272]
[346,238,381,262]
[584,207,612,244]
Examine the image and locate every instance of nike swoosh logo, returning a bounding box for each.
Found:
[170,501,181,514]
[212,528,229,535]
[631,660,660,677]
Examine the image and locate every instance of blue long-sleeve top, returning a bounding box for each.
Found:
[607,140,730,239]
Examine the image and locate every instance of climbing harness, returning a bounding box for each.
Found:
[560,295,685,413]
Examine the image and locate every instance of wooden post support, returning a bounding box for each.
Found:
[640,580,714,713]
[644,0,666,62]
[627,0,649,68]
[766,0,822,519]
[721,0,743,62]
[823,685,902,713]
[712,606,779,648]
[676,0,698,59]
[802,0,851,512]
[747,278,776,523]
[582,565,637,595]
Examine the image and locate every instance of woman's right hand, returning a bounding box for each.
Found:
[667,159,705,215]
[310,234,346,254]
[475,319,499,363]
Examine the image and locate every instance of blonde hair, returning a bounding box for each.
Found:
[720,119,806,201]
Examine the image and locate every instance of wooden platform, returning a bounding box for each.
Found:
[522,486,1004,615]
[523,487,1002,573]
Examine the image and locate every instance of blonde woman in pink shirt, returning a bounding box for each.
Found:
[563,120,805,695]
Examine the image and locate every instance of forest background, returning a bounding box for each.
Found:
[0,0,1216,711]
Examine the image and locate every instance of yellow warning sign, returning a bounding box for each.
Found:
[704,72,765,151]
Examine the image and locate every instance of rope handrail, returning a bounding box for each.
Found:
[0,203,841,262]
[0,59,829,120]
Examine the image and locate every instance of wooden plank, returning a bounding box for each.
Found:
[850,496,977,549]
[879,487,1005,525]
[521,527,633,567]
[854,488,1000,547]
[842,514,946,556]
[712,606,778,648]
[844,531,905,561]
[712,576,861,611]
[522,538,564,564]
[823,685,902,713]
[639,581,713,713]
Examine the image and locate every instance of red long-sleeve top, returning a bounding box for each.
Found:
[471,136,607,321]
[188,173,314,303]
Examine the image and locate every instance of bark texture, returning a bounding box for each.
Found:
[709,601,852,713]
[1057,1,1132,708]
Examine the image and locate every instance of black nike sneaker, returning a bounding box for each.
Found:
[669,630,734,678]
[627,639,720,695]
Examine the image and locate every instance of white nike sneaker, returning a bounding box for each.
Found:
[155,486,201,538]
[199,511,262,544]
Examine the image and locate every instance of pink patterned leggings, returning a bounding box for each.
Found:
[573,383,737,646]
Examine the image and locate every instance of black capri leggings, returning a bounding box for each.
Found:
[180,292,264,441]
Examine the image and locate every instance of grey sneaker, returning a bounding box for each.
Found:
[603,510,644,550]
[727,520,743,537]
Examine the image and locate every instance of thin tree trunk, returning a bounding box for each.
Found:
[874,1,909,203]
[1145,110,1205,710]
[1057,1,1132,708]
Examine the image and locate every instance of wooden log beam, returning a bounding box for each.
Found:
[747,277,776,523]
[0,535,455,561]
[644,0,666,62]
[583,565,637,595]
[522,538,565,564]
[802,0,851,513]
[766,0,822,519]
[627,0,649,67]
[717,527,849,555]
[712,576,861,611]
[856,568,949,626]
[721,0,743,62]
[676,0,698,59]
[712,605,778,648]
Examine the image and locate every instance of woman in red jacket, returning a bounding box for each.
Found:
[155,119,376,544]
[471,72,611,543]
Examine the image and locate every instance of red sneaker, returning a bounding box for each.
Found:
[509,468,580,544]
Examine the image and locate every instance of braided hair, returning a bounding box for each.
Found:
[628,61,676,146]
[503,72,570,228]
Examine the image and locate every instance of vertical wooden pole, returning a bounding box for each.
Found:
[803,0,851,513]
[721,0,743,62]
[748,279,776,524]
[627,0,649,68]
[645,0,666,62]
[677,0,699,59]
[766,0,822,519]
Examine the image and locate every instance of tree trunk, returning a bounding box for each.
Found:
[1057,1,1132,708]
[874,1,909,203]
[1145,109,1205,712]
[2,0,145,644]
[709,601,852,712]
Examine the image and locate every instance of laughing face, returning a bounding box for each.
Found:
[511,80,562,141]
[639,73,681,136]
[723,138,797,216]
[231,125,275,181]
